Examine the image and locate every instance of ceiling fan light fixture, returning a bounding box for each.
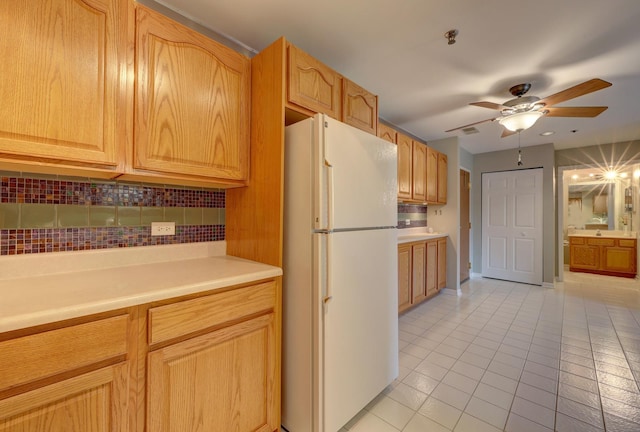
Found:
[498,111,544,132]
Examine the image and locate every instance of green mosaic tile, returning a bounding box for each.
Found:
[141,207,164,225]
[57,204,89,227]
[0,203,19,228]
[185,208,203,225]
[90,206,116,227]
[164,207,185,224]
[21,203,56,228]
[203,208,221,225]
[117,207,141,226]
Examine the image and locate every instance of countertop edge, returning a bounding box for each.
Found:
[0,255,282,334]
[398,233,449,244]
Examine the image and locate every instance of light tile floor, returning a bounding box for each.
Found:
[340,270,640,432]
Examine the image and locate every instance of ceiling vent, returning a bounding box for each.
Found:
[461,127,480,135]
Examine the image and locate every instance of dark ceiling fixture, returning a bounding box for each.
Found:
[444,29,458,45]
[446,78,612,138]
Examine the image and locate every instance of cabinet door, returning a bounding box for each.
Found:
[135,5,250,181]
[412,142,427,202]
[398,244,412,313]
[147,313,277,432]
[0,0,129,168]
[378,124,396,144]
[287,44,342,120]
[411,242,426,304]
[397,133,413,200]
[0,363,128,432]
[570,243,600,270]
[603,245,636,274]
[437,152,448,204]
[426,147,438,203]
[437,238,447,289]
[425,240,437,297]
[342,79,378,135]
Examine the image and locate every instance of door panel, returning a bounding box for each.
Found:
[482,169,543,285]
[318,115,397,229]
[460,170,470,281]
[323,229,398,432]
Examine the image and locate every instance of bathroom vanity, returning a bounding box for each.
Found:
[569,231,637,278]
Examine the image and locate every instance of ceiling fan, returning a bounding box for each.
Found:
[446,78,612,138]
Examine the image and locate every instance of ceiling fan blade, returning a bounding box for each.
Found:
[538,78,612,107]
[445,117,496,133]
[470,101,507,110]
[544,106,608,117]
[501,128,517,138]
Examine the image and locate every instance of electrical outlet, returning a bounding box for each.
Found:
[405,219,411,226]
[151,221,175,236]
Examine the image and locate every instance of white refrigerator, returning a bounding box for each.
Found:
[282,114,399,432]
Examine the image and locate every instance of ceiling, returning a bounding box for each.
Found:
[151,0,640,154]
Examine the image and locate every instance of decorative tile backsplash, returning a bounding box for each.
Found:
[0,173,225,255]
[397,203,428,228]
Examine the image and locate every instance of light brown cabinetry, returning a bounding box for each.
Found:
[286,43,378,134]
[397,133,413,200]
[0,278,281,432]
[343,79,378,135]
[288,44,343,121]
[427,147,448,204]
[398,238,446,313]
[377,124,397,144]
[145,279,280,432]
[398,244,412,312]
[0,0,130,177]
[0,313,132,432]
[570,236,636,278]
[133,5,250,184]
[412,142,428,202]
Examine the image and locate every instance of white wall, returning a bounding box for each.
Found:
[428,137,460,289]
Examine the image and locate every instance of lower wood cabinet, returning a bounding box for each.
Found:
[0,313,132,432]
[0,278,281,432]
[398,238,447,313]
[570,236,636,278]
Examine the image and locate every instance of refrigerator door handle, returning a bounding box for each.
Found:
[325,160,334,232]
[323,233,333,304]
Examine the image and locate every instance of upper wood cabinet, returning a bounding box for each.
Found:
[134,5,250,183]
[427,147,447,205]
[396,133,413,200]
[412,142,427,202]
[377,124,397,144]
[343,79,378,135]
[286,42,378,134]
[287,44,342,120]
[0,0,129,174]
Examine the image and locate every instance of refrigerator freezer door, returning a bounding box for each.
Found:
[321,228,398,432]
[315,115,397,231]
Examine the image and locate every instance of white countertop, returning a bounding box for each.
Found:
[398,228,448,244]
[0,242,282,333]
[568,230,637,239]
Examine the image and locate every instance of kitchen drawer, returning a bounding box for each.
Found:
[569,237,585,245]
[618,239,636,248]
[148,280,276,345]
[587,238,615,246]
[0,314,129,390]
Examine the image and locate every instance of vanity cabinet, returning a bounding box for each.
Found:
[0,0,130,177]
[570,236,636,277]
[398,238,445,313]
[133,5,250,184]
[0,313,132,432]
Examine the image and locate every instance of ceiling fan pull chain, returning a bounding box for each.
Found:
[517,131,523,166]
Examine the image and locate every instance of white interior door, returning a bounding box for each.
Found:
[482,169,543,285]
